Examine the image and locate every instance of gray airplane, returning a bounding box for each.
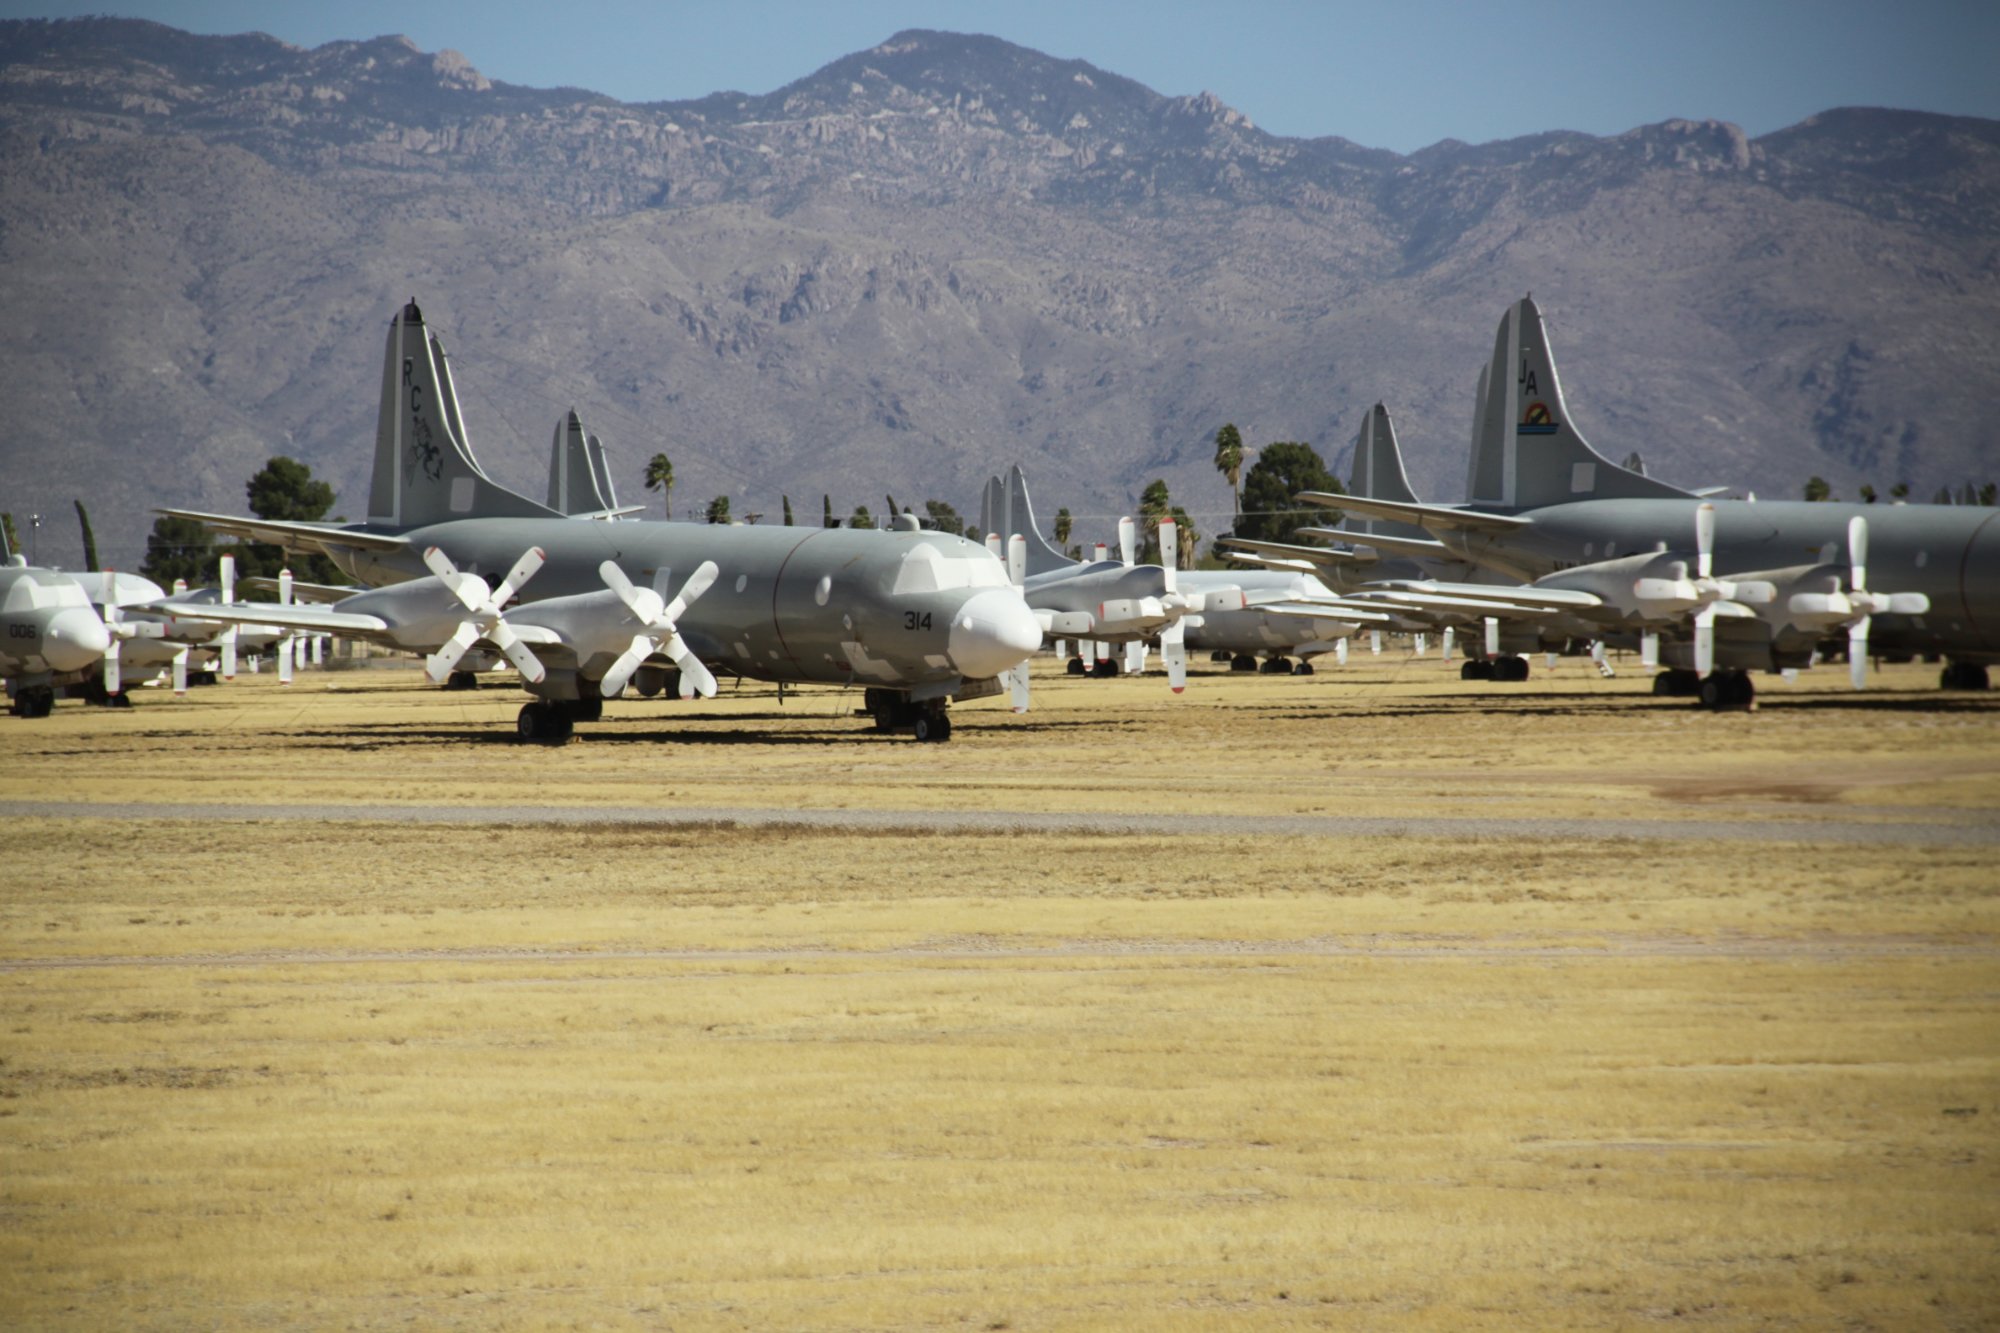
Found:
[1296,296,2000,704]
[159,300,1041,741]
[1,536,113,715]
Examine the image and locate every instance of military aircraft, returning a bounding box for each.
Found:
[977,465,1253,690]
[1296,296,1999,702]
[1,534,114,716]
[157,300,1040,741]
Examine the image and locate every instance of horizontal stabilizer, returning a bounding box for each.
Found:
[155,508,408,555]
[1293,527,1454,560]
[1294,493,1531,533]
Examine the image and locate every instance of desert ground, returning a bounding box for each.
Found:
[3,651,1997,1329]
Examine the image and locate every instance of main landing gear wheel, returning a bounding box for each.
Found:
[11,688,56,718]
[1652,668,1702,697]
[1941,662,1991,691]
[1090,659,1117,679]
[1493,655,1530,682]
[444,670,479,691]
[1230,654,1258,673]
[1259,655,1292,674]
[1066,656,1087,676]
[1697,669,1755,711]
[1292,661,1315,676]
[912,710,953,743]
[516,701,574,744]
[1460,659,1492,681]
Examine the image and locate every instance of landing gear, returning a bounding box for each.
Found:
[1209,651,1235,663]
[9,687,55,718]
[1461,656,1528,681]
[1941,662,1991,691]
[515,701,574,744]
[1090,658,1118,679]
[1258,655,1292,675]
[1697,669,1755,711]
[443,670,479,691]
[1292,661,1315,676]
[1066,656,1087,676]
[1651,668,1702,697]
[863,688,955,741]
[1230,654,1258,672]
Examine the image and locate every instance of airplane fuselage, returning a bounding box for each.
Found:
[1442,500,2000,660]
[327,519,1037,691]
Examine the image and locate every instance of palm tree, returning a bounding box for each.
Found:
[1137,478,1171,564]
[705,495,731,524]
[1213,424,1245,533]
[782,495,795,526]
[643,453,674,518]
[1053,506,1072,551]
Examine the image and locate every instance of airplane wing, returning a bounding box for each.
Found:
[1222,552,1319,574]
[1363,580,1605,612]
[1216,537,1375,567]
[154,508,408,555]
[136,598,561,655]
[1294,527,1456,560]
[1293,492,1532,533]
[1335,589,1578,620]
[1255,601,1398,624]
[239,577,360,604]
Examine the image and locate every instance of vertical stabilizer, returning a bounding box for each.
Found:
[546,410,615,515]
[1348,404,1431,541]
[978,475,1004,544]
[586,433,618,510]
[1005,465,1077,576]
[1467,296,1692,511]
[367,301,561,527]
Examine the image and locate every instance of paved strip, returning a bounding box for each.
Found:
[3,934,1993,973]
[5,799,1996,846]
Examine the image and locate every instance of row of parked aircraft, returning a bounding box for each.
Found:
[6,296,1995,732]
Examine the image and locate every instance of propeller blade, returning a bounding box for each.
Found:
[219,553,235,605]
[1849,617,1870,690]
[1441,626,1454,663]
[1161,618,1187,694]
[1693,606,1715,677]
[1158,518,1178,593]
[487,620,547,684]
[1848,515,1868,595]
[171,645,188,696]
[1006,534,1026,587]
[422,546,458,581]
[425,621,481,683]
[220,625,237,680]
[1124,641,1145,675]
[985,533,1003,559]
[1483,617,1500,660]
[1695,503,1715,581]
[1118,516,1136,567]
[598,559,639,604]
[1010,660,1031,712]
[661,561,720,624]
[103,633,121,696]
[278,632,295,685]
[666,637,718,698]
[279,567,294,607]
[598,635,653,698]
[1640,631,1660,670]
[492,546,547,606]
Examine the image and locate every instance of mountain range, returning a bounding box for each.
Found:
[2,17,1997,569]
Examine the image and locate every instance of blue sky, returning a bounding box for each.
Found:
[4,0,1993,152]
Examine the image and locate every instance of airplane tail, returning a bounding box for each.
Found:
[1466,296,1693,511]
[1004,464,1077,576]
[546,409,619,515]
[586,431,618,510]
[1347,404,1432,541]
[366,300,562,527]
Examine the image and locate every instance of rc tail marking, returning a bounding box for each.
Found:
[367,300,562,527]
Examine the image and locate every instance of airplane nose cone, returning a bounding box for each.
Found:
[947,589,1043,679]
[44,607,111,671]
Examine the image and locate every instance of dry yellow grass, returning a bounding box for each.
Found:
[3,657,1997,1328]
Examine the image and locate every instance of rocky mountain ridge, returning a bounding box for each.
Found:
[2,18,1996,569]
